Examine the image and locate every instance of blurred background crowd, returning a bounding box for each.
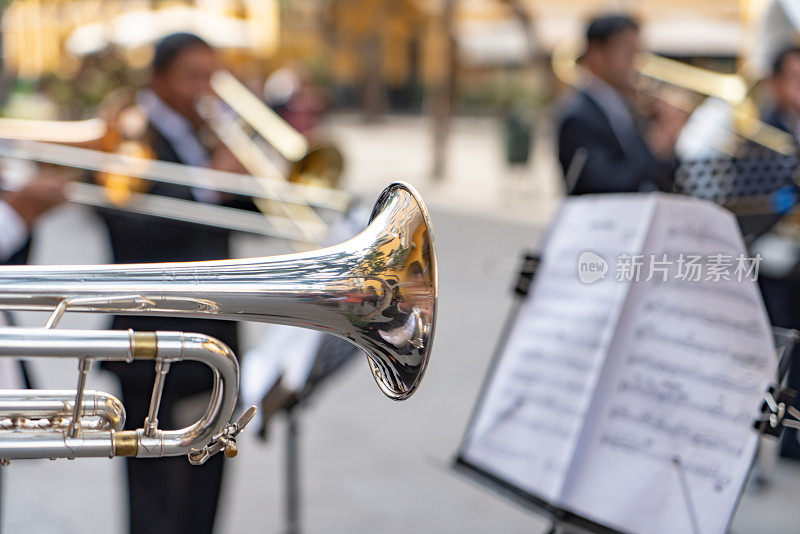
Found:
[1,1,800,533]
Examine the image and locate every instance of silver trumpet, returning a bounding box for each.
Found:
[0,182,437,463]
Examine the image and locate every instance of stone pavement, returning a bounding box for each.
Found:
[1,114,799,533]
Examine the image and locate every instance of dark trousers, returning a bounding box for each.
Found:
[120,379,224,534]
[103,315,238,534]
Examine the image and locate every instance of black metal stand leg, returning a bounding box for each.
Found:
[285,407,300,534]
[546,519,570,534]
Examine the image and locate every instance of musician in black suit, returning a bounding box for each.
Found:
[98,33,250,534]
[756,46,800,460]
[557,14,683,195]
[763,47,800,141]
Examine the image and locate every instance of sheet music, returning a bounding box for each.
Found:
[461,195,656,502]
[559,196,775,534]
[459,194,775,534]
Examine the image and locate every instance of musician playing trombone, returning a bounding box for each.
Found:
[0,168,66,389]
[557,14,685,195]
[754,46,800,465]
[97,33,251,534]
[0,169,65,526]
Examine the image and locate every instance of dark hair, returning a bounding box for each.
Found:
[152,32,211,72]
[586,14,639,45]
[772,46,800,76]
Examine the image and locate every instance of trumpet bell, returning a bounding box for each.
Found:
[360,182,437,399]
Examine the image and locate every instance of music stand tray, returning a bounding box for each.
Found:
[675,153,799,240]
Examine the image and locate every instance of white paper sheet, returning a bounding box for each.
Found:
[462,195,655,502]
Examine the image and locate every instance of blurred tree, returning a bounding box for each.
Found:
[322,0,427,119]
[430,0,456,180]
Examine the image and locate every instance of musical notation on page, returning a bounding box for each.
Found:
[459,193,775,534]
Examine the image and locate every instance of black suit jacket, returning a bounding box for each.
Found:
[758,108,800,458]
[99,126,245,398]
[557,90,674,195]
[763,107,795,139]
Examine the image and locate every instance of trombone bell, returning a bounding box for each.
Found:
[0,182,437,400]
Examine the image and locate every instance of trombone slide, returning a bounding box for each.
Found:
[210,70,309,162]
[0,138,351,212]
[67,181,328,242]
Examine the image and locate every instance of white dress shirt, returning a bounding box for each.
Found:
[582,72,640,159]
[0,198,28,263]
[136,89,222,204]
[0,199,27,388]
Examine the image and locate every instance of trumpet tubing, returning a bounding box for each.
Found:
[0,390,125,432]
[0,329,238,462]
[0,182,436,399]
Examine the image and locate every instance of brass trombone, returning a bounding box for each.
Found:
[197,74,337,243]
[0,117,108,144]
[198,70,346,245]
[0,182,437,463]
[209,71,344,189]
[0,73,348,243]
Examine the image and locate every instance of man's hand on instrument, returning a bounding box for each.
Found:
[210,145,247,174]
[2,169,68,226]
[646,99,689,161]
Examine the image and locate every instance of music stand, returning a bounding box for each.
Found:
[257,337,357,534]
[753,327,800,438]
[452,252,799,534]
[258,205,369,534]
[674,151,799,241]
